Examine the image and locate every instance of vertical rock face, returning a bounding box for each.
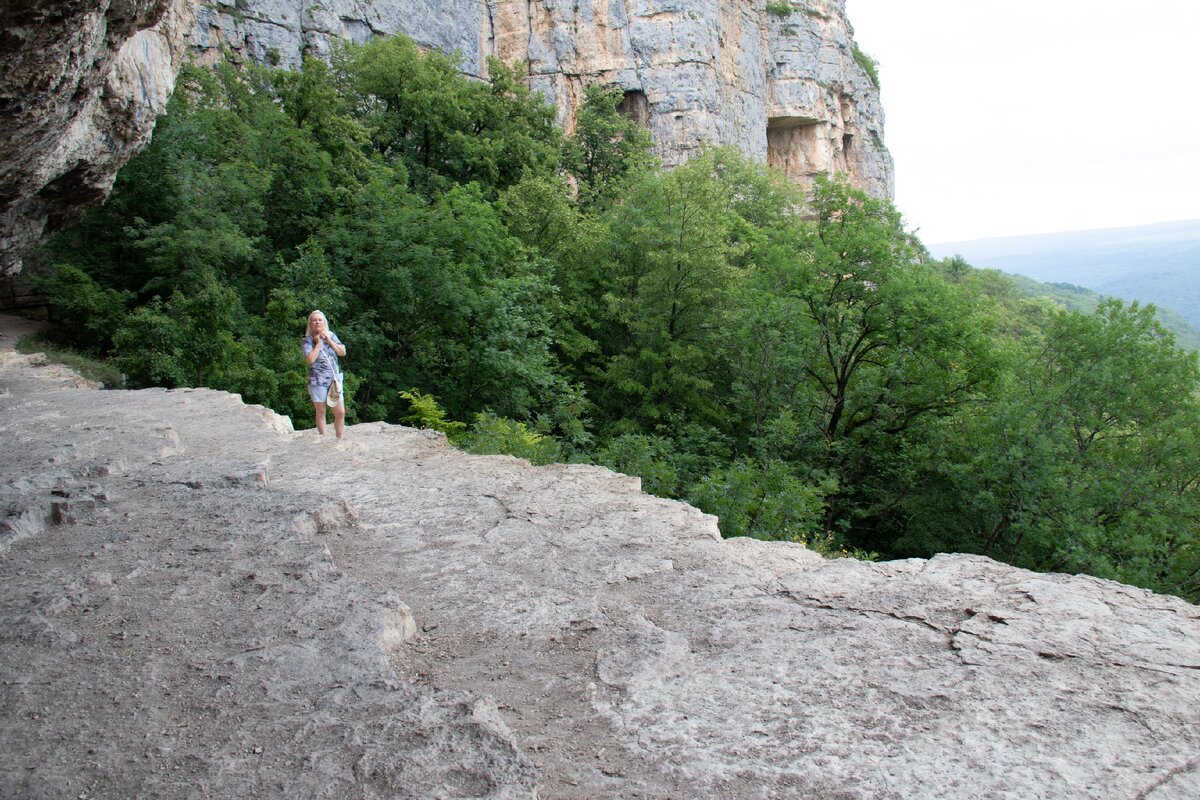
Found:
[192,0,894,198]
[1,1,891,275]
[0,0,197,275]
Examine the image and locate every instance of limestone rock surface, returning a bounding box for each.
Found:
[2,349,1199,798]
[191,0,894,199]
[1,1,892,275]
[0,0,197,275]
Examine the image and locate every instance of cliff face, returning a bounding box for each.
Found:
[191,0,893,197]
[1,1,891,274]
[0,0,197,274]
[3,347,1200,798]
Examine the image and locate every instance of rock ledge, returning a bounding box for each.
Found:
[2,351,1199,799]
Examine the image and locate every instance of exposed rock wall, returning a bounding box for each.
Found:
[0,0,197,275]
[0,1,892,274]
[2,348,1199,798]
[192,0,894,197]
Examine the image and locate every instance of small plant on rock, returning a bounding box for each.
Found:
[853,43,880,88]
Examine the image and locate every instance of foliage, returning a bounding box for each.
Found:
[334,38,559,198]
[687,458,833,543]
[900,300,1200,598]
[15,334,125,388]
[562,84,655,210]
[32,36,1200,601]
[594,434,683,497]
[460,412,562,465]
[998,270,1200,352]
[852,44,880,89]
[765,2,793,16]
[730,176,997,553]
[398,389,467,441]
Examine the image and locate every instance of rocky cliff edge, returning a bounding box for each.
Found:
[2,351,1199,799]
[0,0,197,275]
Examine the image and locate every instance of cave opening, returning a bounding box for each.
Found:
[616,90,650,127]
[766,116,820,181]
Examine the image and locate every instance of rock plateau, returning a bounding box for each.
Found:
[2,349,1199,798]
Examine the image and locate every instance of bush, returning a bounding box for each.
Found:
[460,412,561,465]
[687,458,831,543]
[399,389,467,440]
[593,434,682,497]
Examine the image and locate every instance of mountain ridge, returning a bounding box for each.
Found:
[928,219,1200,331]
[930,218,1200,254]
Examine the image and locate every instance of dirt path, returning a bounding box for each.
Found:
[0,311,50,352]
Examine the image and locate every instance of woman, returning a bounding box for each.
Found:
[302,310,347,439]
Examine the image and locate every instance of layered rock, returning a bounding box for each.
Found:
[0,0,198,275]
[0,1,892,275]
[192,0,894,197]
[2,348,1198,798]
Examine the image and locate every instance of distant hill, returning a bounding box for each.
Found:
[928,219,1200,335]
[1001,273,1200,351]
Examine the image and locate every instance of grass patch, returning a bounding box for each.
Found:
[15,334,125,388]
[766,2,793,16]
[853,44,880,89]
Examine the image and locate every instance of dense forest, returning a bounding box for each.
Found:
[35,37,1200,602]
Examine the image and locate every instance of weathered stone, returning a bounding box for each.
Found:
[1,340,1198,798]
[2,1,892,275]
[0,0,197,274]
[189,0,894,199]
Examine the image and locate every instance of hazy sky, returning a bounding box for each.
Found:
[845,0,1200,244]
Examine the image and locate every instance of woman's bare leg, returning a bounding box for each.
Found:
[333,403,345,439]
[313,401,327,435]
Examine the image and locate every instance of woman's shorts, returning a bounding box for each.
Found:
[309,382,341,407]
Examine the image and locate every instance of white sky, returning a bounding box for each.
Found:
[845,0,1200,244]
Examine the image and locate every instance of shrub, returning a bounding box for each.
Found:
[398,389,467,441]
[460,412,561,465]
[853,44,880,89]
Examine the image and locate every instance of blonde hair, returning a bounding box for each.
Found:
[305,310,329,338]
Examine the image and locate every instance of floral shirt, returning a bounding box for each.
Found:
[302,332,343,387]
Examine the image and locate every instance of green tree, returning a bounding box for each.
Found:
[563,84,655,209]
[588,149,796,429]
[906,300,1200,600]
[687,458,833,543]
[335,37,560,197]
[767,176,996,548]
